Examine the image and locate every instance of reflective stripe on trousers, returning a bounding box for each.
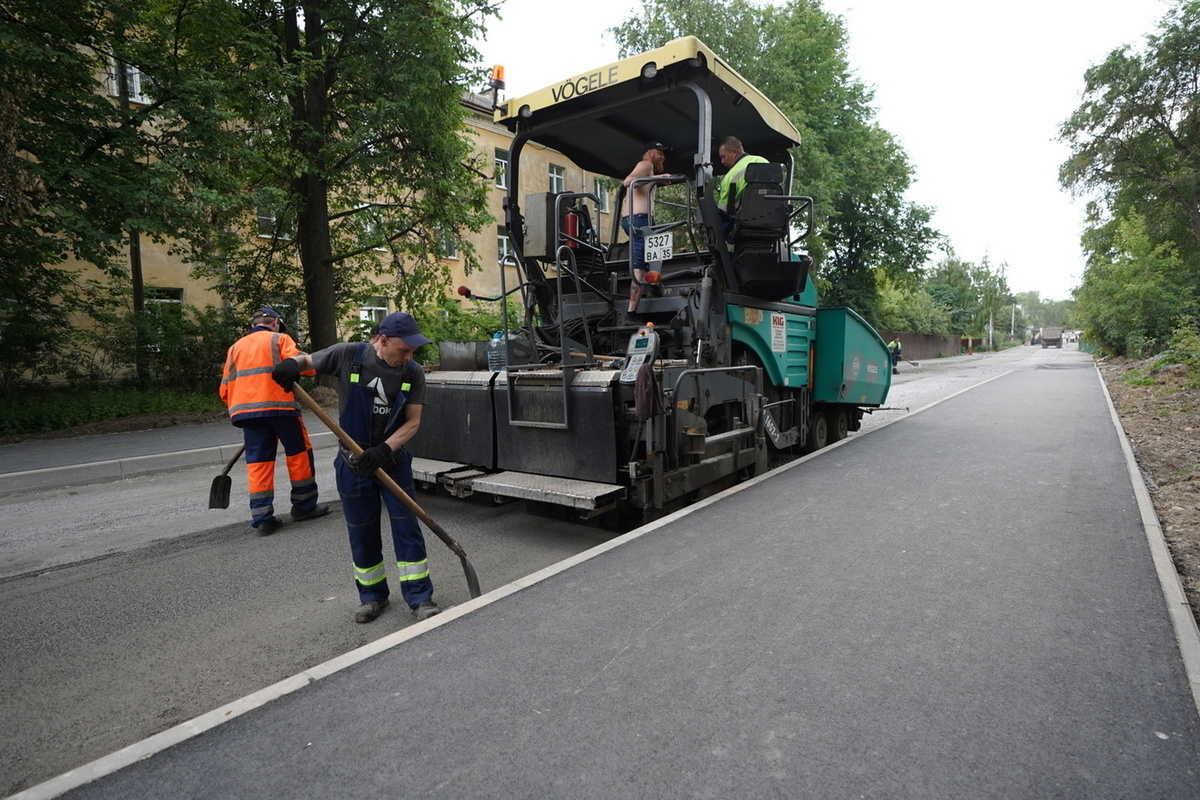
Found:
[242,417,318,527]
[397,559,430,582]
[336,450,432,607]
[355,561,387,587]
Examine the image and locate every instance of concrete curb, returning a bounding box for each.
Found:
[0,432,337,498]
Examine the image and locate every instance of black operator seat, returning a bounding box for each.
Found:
[728,162,787,247]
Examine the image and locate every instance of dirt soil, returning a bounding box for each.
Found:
[1100,357,1200,628]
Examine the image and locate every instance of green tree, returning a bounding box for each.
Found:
[1,0,495,381]
[922,253,1012,341]
[924,254,981,336]
[609,0,938,323]
[1073,213,1193,355]
[1060,0,1200,353]
[0,0,250,383]
[187,0,494,351]
[875,274,953,337]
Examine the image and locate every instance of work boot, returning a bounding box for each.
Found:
[255,518,283,537]
[354,598,389,624]
[291,504,330,522]
[413,600,441,622]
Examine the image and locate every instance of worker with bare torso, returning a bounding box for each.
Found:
[622,141,671,314]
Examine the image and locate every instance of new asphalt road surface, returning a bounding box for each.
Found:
[6,347,1200,798]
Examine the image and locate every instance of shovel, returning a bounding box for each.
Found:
[208,445,245,509]
[291,384,482,599]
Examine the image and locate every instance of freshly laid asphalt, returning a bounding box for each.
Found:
[8,355,1200,798]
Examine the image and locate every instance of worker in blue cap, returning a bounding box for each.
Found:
[272,312,441,624]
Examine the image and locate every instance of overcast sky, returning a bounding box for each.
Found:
[474,0,1174,301]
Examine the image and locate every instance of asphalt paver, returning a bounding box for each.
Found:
[18,360,1200,798]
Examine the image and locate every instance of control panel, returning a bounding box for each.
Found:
[620,324,659,384]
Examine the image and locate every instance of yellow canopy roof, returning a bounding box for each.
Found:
[495,37,801,178]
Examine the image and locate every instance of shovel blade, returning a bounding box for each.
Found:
[208,474,233,509]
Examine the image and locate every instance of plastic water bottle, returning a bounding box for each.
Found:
[487,331,507,372]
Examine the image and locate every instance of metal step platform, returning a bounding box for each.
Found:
[412,457,625,512]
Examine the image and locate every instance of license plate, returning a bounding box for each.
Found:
[643,231,672,264]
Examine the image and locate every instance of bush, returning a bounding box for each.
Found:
[1125,332,1157,361]
[1155,323,1200,387]
[412,296,522,364]
[81,304,242,392]
[0,385,222,437]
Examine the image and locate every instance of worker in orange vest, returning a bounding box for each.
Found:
[219,308,328,535]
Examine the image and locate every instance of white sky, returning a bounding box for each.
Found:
[474,0,1174,301]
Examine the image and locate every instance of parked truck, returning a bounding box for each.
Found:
[1041,327,1064,348]
[407,37,891,526]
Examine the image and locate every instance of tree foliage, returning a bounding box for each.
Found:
[875,274,953,338]
[1072,213,1193,356]
[1013,291,1073,332]
[0,0,247,385]
[609,0,938,325]
[197,0,495,351]
[922,254,1016,340]
[1060,0,1200,355]
[1,0,495,388]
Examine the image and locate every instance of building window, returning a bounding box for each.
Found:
[145,286,183,304]
[497,227,515,265]
[359,297,388,323]
[439,230,459,259]
[494,148,509,189]
[142,288,184,352]
[107,58,152,105]
[593,177,610,213]
[256,208,292,240]
[549,164,565,194]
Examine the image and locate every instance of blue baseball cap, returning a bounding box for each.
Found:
[376,312,431,347]
[250,307,288,334]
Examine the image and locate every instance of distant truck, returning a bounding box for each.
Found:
[1041,327,1064,348]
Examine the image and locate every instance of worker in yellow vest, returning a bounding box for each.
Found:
[887,336,902,374]
[715,136,768,221]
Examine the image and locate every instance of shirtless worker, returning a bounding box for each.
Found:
[622,141,672,314]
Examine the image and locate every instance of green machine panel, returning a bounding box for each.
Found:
[728,304,815,390]
[813,307,891,405]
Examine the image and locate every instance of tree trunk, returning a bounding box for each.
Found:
[295,173,337,352]
[287,1,338,353]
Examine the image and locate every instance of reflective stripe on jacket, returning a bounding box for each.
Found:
[219,329,310,424]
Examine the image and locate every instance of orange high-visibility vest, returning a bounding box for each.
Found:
[219,330,313,425]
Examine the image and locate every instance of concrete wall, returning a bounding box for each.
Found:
[876,331,961,361]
